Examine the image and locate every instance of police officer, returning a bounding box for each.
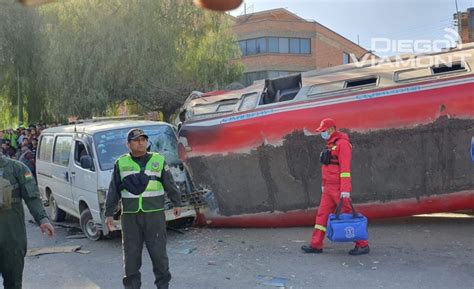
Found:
[0,154,55,289]
[301,118,369,255]
[105,128,182,289]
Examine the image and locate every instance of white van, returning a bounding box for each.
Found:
[36,120,197,240]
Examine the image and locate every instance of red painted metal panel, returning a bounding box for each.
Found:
[197,191,474,227]
[181,76,474,157]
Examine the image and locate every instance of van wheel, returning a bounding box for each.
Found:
[49,194,66,222]
[80,208,102,241]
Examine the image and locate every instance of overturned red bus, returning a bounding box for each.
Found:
[177,43,474,227]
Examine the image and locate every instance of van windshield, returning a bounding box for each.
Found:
[93,125,179,170]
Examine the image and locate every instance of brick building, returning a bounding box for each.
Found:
[454,7,474,44]
[231,8,371,86]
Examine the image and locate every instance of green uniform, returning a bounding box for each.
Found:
[0,156,49,289]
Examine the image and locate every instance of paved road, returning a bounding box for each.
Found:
[20,212,474,289]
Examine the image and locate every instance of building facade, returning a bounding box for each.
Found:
[231,8,371,86]
[455,7,474,44]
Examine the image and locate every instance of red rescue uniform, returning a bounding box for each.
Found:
[310,131,369,249]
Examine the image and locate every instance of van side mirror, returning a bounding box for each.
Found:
[80,155,93,170]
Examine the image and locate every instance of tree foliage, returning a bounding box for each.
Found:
[0,2,45,127]
[0,0,243,126]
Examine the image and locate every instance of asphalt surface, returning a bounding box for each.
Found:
[17,211,474,289]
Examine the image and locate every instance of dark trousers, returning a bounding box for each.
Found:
[121,211,171,289]
[0,209,27,289]
[0,244,25,289]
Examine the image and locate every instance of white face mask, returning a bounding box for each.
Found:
[321,130,330,140]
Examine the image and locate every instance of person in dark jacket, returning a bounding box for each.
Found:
[105,128,182,289]
[1,139,16,159]
[0,154,55,288]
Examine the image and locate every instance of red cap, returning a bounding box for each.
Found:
[316,118,336,132]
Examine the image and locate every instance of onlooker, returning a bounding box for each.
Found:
[17,129,27,148]
[30,127,38,140]
[1,122,56,164]
[5,129,18,151]
[30,138,38,157]
[21,137,29,147]
[19,143,36,178]
[1,139,16,159]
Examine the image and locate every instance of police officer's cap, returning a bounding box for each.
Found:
[127,128,149,142]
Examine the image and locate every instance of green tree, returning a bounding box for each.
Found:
[0,0,243,125]
[0,2,45,127]
[39,0,243,120]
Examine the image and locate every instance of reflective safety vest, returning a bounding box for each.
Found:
[117,153,165,213]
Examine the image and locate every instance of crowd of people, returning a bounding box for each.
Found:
[0,123,49,178]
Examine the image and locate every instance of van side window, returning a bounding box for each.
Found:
[74,141,91,168]
[38,135,54,161]
[53,136,72,167]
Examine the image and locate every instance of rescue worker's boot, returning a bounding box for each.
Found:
[348,246,370,255]
[301,245,323,254]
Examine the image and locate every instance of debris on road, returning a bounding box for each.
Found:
[27,245,89,257]
[256,275,289,287]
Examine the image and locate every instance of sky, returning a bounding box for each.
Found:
[230,0,474,57]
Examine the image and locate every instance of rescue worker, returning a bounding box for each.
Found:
[301,118,370,255]
[105,128,182,289]
[0,154,55,289]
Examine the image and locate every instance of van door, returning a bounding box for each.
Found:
[36,134,55,201]
[51,135,75,216]
[70,139,98,217]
